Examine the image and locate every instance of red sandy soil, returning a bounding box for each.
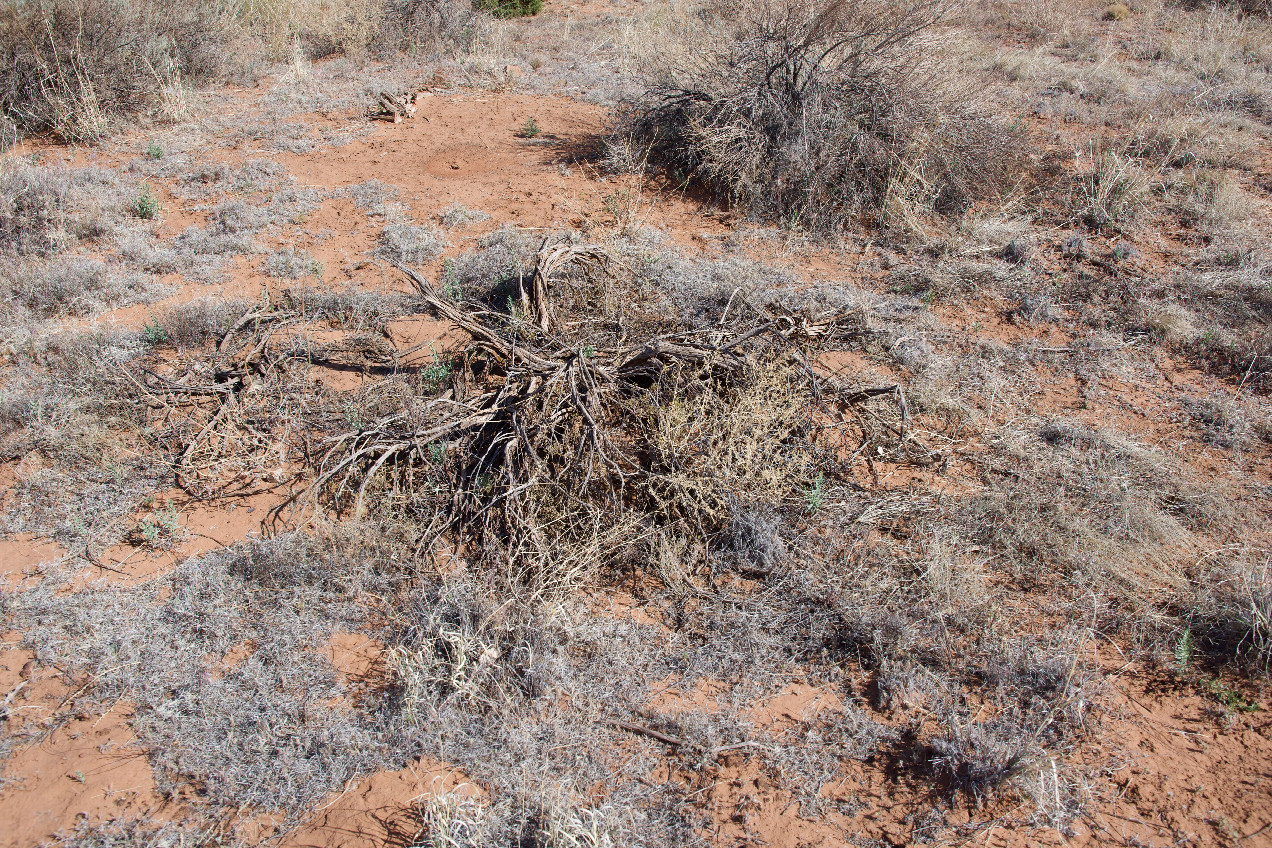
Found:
[0,643,168,848]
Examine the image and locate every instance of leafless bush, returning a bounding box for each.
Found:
[623,0,1023,231]
[377,0,484,54]
[263,240,910,603]
[0,0,237,143]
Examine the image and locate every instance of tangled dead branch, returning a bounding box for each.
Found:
[124,237,933,589]
[258,239,935,592]
[129,291,383,499]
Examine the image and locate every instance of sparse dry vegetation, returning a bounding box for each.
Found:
[3,0,1272,846]
[0,0,485,145]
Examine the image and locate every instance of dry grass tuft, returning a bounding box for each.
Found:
[960,419,1220,597]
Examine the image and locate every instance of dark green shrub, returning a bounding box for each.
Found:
[475,0,543,18]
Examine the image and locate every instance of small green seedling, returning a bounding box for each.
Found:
[420,347,452,394]
[1174,629,1194,675]
[1204,676,1258,714]
[440,259,463,301]
[805,472,827,514]
[137,500,181,548]
[515,117,541,139]
[157,501,180,535]
[343,402,365,431]
[145,141,164,160]
[478,0,544,17]
[141,316,168,346]
[132,184,159,220]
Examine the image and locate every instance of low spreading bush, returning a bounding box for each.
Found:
[623,0,1023,232]
[475,0,543,17]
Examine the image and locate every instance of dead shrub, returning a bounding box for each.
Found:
[622,0,1023,231]
[0,0,237,143]
[277,247,909,597]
